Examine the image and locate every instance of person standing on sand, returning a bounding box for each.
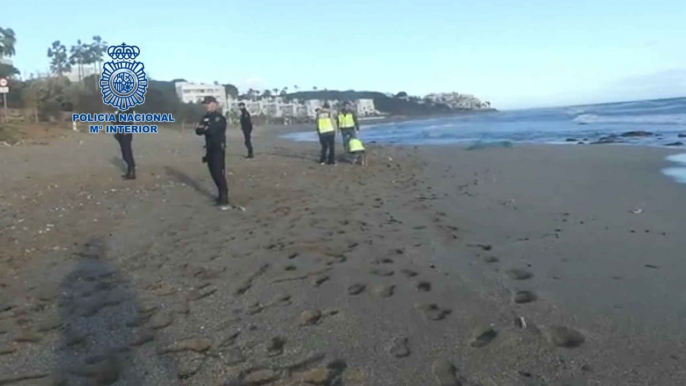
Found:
[239,102,254,159]
[114,108,136,180]
[337,102,359,152]
[196,96,229,207]
[316,103,337,165]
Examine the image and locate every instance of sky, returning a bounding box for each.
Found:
[3,0,686,110]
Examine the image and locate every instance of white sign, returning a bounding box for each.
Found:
[0,78,7,87]
[0,87,8,94]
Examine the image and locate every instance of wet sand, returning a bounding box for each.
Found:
[0,125,685,385]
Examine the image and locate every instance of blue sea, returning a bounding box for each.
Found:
[284,97,686,184]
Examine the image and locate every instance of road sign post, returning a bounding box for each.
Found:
[0,78,8,123]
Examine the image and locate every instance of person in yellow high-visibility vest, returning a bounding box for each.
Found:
[316,103,337,165]
[337,102,359,152]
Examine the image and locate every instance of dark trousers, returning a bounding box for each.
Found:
[319,132,336,164]
[115,134,135,171]
[242,128,253,157]
[206,149,228,201]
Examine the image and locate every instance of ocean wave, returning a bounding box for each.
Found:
[573,113,686,125]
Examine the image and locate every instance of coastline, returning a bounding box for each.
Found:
[0,126,685,385]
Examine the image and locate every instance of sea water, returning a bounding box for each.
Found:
[284,97,686,184]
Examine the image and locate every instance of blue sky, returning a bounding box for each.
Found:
[4,0,686,109]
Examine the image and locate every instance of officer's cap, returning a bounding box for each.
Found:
[202,96,218,104]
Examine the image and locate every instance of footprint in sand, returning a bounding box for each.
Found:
[373,285,395,298]
[267,336,286,357]
[431,360,461,386]
[311,275,330,287]
[506,269,534,281]
[400,269,419,278]
[389,337,410,358]
[373,258,394,265]
[547,326,585,348]
[414,303,451,321]
[471,327,498,348]
[284,265,297,271]
[483,256,499,264]
[415,281,432,292]
[370,268,394,277]
[513,291,537,304]
[348,284,366,295]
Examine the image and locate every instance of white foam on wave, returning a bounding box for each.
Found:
[662,153,686,184]
[574,113,686,125]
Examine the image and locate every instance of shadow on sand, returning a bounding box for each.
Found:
[54,237,179,385]
[163,166,214,200]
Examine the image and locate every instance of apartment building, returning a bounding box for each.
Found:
[175,82,228,113]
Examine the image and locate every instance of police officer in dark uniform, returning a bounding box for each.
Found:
[196,96,229,206]
[114,108,136,180]
[238,102,254,159]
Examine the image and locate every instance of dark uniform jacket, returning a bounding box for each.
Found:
[196,111,227,152]
[240,109,253,131]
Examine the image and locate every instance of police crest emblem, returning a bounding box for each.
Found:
[100,43,148,111]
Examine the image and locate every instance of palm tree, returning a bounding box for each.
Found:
[90,36,107,76]
[272,88,278,97]
[69,40,87,84]
[313,86,318,91]
[294,85,299,92]
[0,27,17,58]
[47,41,72,76]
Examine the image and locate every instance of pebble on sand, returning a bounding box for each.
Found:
[242,369,277,385]
[431,360,462,386]
[301,368,334,385]
[150,312,174,330]
[547,325,585,348]
[299,310,322,326]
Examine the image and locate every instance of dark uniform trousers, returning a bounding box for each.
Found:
[242,128,253,157]
[115,133,135,171]
[206,144,228,200]
[319,132,336,164]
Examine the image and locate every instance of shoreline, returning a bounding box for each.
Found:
[0,126,685,384]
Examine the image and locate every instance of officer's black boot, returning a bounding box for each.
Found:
[124,167,136,180]
[217,190,229,206]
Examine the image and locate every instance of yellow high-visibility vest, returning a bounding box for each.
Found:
[317,112,335,133]
[348,138,365,153]
[338,113,355,129]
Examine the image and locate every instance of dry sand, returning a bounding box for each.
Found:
[0,124,685,386]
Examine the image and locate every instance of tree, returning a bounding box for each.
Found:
[0,62,19,78]
[272,88,278,97]
[222,84,238,99]
[89,36,107,77]
[262,90,272,99]
[313,86,318,91]
[69,40,88,84]
[47,41,72,76]
[0,27,17,58]
[395,91,408,98]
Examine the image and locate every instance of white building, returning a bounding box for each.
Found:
[355,99,376,116]
[175,82,228,113]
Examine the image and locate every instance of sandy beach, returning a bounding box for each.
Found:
[1,124,686,386]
